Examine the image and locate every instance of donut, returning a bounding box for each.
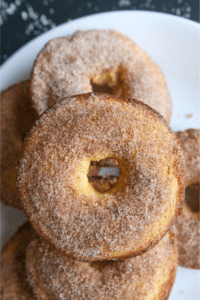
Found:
[30,29,172,122]
[0,222,36,300]
[176,129,200,269]
[17,93,185,261]
[1,81,37,210]
[26,226,178,300]
[88,176,119,193]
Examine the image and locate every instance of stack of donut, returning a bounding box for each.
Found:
[1,29,198,300]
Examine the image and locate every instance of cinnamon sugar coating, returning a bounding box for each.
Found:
[0,81,37,210]
[176,129,200,187]
[26,227,178,300]
[176,129,200,269]
[0,223,36,300]
[30,29,172,122]
[17,93,185,261]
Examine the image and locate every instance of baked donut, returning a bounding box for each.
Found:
[26,226,177,300]
[17,93,185,261]
[176,129,200,269]
[30,29,172,122]
[0,222,36,300]
[1,81,37,210]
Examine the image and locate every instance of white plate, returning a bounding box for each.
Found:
[1,11,200,300]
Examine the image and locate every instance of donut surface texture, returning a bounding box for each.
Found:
[0,222,36,300]
[30,29,172,122]
[18,93,185,261]
[176,129,200,269]
[1,81,37,210]
[26,227,177,300]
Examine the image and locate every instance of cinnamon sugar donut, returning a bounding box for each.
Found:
[1,81,37,210]
[17,93,185,261]
[30,29,172,122]
[0,222,36,300]
[26,226,177,300]
[176,129,200,269]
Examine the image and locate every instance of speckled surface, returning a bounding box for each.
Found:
[1,0,198,65]
[17,93,185,261]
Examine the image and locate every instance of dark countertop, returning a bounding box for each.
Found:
[1,0,199,65]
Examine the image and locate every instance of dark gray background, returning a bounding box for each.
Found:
[1,0,199,65]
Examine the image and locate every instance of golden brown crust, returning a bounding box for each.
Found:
[26,227,178,300]
[157,265,177,300]
[0,81,37,210]
[0,222,36,300]
[30,29,172,122]
[17,93,185,261]
[176,129,199,187]
[176,129,200,269]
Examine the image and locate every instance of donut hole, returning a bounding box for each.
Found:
[90,66,128,97]
[87,158,120,193]
[90,80,113,95]
[185,184,200,213]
